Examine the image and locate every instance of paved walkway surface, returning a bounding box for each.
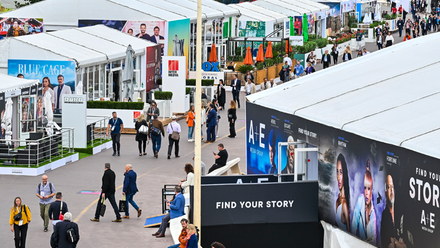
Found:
[0,93,247,248]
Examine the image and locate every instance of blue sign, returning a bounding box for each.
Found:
[8,59,76,92]
[202,62,219,72]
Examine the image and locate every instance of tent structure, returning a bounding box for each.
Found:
[1,0,240,31]
[0,73,39,93]
[247,33,440,159]
[234,2,288,23]
[251,0,329,16]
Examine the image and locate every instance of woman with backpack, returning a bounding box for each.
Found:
[134,114,148,156]
[10,196,31,248]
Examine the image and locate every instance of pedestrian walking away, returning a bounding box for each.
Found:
[90,163,122,222]
[36,174,55,232]
[10,197,31,248]
[107,111,123,156]
[205,104,217,143]
[52,212,79,248]
[135,113,148,156]
[152,186,185,238]
[122,164,141,219]
[148,116,165,158]
[167,115,181,159]
[331,43,339,64]
[228,100,237,138]
[48,192,68,227]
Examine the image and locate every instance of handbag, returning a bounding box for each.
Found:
[13,207,22,221]
[170,123,180,141]
[59,201,64,221]
[99,198,106,217]
[118,194,127,213]
[138,125,148,134]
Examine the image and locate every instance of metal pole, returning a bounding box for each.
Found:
[194,0,203,243]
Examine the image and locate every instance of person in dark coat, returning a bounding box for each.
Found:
[122,164,141,219]
[53,212,79,248]
[134,114,148,156]
[216,79,226,110]
[227,100,237,138]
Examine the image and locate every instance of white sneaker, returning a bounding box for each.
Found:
[216,135,219,138]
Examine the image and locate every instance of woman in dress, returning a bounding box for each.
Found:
[134,114,148,156]
[10,197,31,248]
[335,154,350,232]
[216,79,226,110]
[227,100,237,138]
[42,77,54,111]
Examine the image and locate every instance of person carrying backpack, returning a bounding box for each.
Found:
[36,175,55,232]
[53,212,79,248]
[148,115,165,158]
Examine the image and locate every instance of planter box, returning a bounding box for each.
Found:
[337,40,352,53]
[350,38,366,50]
[92,141,113,155]
[267,66,277,81]
[87,108,145,129]
[155,100,172,118]
[386,19,398,31]
[256,68,267,85]
[187,86,216,101]
[276,64,284,77]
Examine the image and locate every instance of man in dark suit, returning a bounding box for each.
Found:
[321,50,331,69]
[149,26,164,44]
[122,164,141,219]
[397,18,404,37]
[53,212,79,248]
[231,74,241,108]
[205,104,217,143]
[90,163,122,222]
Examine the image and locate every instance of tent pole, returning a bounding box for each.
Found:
[194,0,202,244]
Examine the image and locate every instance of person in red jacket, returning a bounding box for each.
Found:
[392,6,397,14]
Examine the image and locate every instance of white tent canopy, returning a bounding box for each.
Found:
[0,25,156,69]
[252,0,329,16]
[2,0,240,31]
[0,73,39,93]
[247,33,440,159]
[229,4,281,22]
[234,2,288,23]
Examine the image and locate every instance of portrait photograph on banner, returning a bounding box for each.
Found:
[146,45,162,92]
[0,17,43,38]
[21,96,35,133]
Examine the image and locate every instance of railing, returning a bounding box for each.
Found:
[0,128,74,167]
[87,116,111,147]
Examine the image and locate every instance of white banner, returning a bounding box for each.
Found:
[162,56,186,113]
[188,71,224,85]
[289,36,304,46]
[62,95,87,148]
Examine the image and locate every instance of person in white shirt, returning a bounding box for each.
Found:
[200,103,207,141]
[385,32,394,47]
[245,78,256,96]
[283,54,292,67]
[167,115,181,159]
[179,163,195,194]
[362,48,370,55]
[266,79,276,89]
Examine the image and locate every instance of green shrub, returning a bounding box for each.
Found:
[256,62,265,70]
[391,13,397,19]
[236,64,254,73]
[384,14,391,20]
[157,78,162,85]
[186,79,214,86]
[351,23,358,28]
[308,34,318,40]
[154,91,173,100]
[265,58,275,67]
[305,41,317,53]
[87,101,144,110]
[316,38,328,48]
[275,56,284,64]
[186,87,191,95]
[272,51,279,58]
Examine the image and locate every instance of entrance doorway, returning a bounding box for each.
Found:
[277,141,318,182]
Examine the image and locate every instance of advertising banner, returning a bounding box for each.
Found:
[201,181,318,226]
[188,71,224,85]
[0,17,43,38]
[293,16,303,36]
[21,95,35,133]
[325,3,342,36]
[341,0,356,12]
[166,19,190,71]
[7,59,76,93]
[0,93,5,139]
[146,45,161,92]
[246,101,440,247]
[162,56,186,113]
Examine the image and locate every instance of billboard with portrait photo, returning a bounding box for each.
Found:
[0,17,43,38]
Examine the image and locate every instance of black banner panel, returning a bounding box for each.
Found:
[246,101,440,247]
[201,181,318,226]
[201,174,299,185]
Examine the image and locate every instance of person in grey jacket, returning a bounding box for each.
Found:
[146,101,160,123]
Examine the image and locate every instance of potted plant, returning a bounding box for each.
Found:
[236,64,254,84]
[255,62,266,85]
[266,58,276,81]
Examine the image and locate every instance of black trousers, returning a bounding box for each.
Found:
[229,121,236,137]
[323,62,330,69]
[14,223,28,248]
[208,163,225,173]
[232,91,240,107]
[332,54,338,64]
[111,133,121,153]
[167,135,179,156]
[94,192,121,220]
[138,140,146,154]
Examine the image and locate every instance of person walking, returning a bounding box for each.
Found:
[90,163,122,222]
[122,164,141,219]
[321,50,331,69]
[282,61,290,82]
[228,100,237,138]
[36,175,55,232]
[331,43,339,65]
[10,197,31,248]
[230,74,241,108]
[405,19,411,35]
[48,192,68,227]
[167,115,181,159]
[355,29,363,50]
[200,103,207,142]
[397,18,404,37]
[245,78,256,96]
[185,224,199,248]
[305,62,316,74]
[179,163,195,194]
[216,79,226,109]
[148,115,165,158]
[135,113,148,156]
[376,31,385,50]
[152,186,185,238]
[146,101,160,123]
[205,104,217,143]
[213,99,222,138]
[293,60,304,79]
[186,105,195,142]
[106,111,123,156]
[385,32,394,47]
[342,48,352,62]
[53,212,79,248]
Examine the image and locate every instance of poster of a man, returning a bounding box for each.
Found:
[149,26,164,44]
[136,23,151,40]
[282,136,295,174]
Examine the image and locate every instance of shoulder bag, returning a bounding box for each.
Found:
[170,123,180,141]
[138,124,148,134]
[59,201,64,220]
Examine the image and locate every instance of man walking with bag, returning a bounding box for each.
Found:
[167,115,181,159]
[53,212,79,248]
[90,163,122,222]
[122,164,142,219]
[36,175,55,232]
[148,115,165,158]
[106,111,123,156]
[48,192,68,227]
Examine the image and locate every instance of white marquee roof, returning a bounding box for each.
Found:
[251,0,329,16]
[0,25,156,68]
[247,33,440,159]
[234,2,288,23]
[0,73,39,93]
